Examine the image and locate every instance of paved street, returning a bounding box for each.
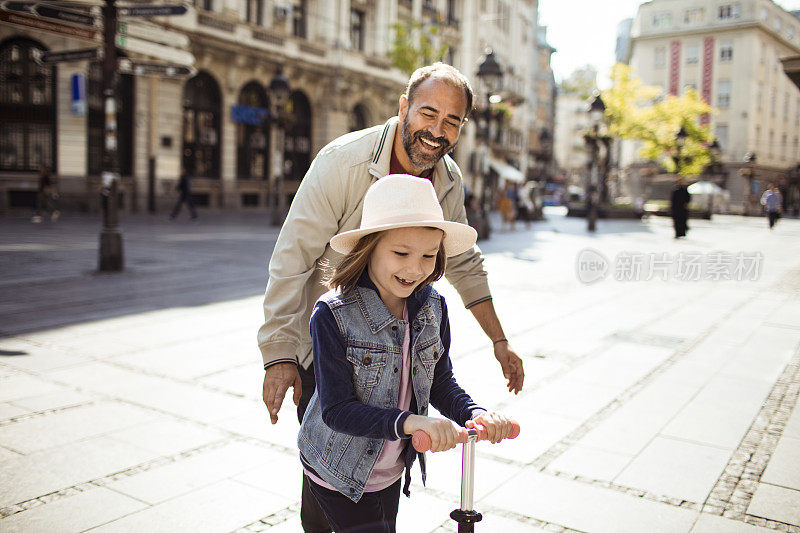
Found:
[1,209,799,532]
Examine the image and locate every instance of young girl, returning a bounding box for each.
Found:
[298,174,514,532]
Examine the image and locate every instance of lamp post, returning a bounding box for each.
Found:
[673,124,688,175]
[583,93,607,232]
[98,0,123,272]
[474,49,503,239]
[268,67,290,226]
[742,151,757,215]
[704,139,723,216]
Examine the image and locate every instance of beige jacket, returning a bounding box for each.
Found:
[258,117,491,369]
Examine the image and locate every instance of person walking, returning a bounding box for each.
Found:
[670,177,690,238]
[257,62,524,533]
[299,175,514,531]
[760,184,782,229]
[170,167,197,220]
[32,165,59,223]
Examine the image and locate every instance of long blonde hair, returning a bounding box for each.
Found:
[323,230,447,295]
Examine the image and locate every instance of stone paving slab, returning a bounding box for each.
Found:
[0,487,147,533]
[760,436,800,490]
[482,467,700,533]
[747,483,800,527]
[614,436,732,503]
[88,479,291,533]
[691,514,778,532]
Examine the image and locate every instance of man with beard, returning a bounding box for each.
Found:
[257,63,524,533]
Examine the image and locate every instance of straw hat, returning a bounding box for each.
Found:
[330,174,478,257]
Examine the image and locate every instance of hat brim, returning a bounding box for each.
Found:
[330,220,478,257]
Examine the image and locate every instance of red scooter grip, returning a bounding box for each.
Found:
[412,421,520,453]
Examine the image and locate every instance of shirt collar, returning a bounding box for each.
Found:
[356,270,432,328]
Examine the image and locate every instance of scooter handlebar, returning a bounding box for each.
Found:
[411,420,520,453]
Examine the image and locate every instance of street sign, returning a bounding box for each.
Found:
[116,34,194,65]
[35,3,95,26]
[118,4,186,17]
[118,20,189,48]
[118,58,195,77]
[41,46,101,63]
[0,9,99,40]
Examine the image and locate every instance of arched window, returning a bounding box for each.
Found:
[236,81,270,180]
[284,90,311,182]
[0,38,56,171]
[182,71,221,178]
[349,103,371,132]
[87,62,134,176]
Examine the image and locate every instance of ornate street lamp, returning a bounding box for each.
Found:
[268,67,291,226]
[472,49,504,239]
[583,92,608,232]
[673,124,688,174]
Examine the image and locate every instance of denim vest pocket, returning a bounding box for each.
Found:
[416,337,443,382]
[346,345,388,401]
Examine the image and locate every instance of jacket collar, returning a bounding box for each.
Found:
[368,117,457,204]
[354,270,432,334]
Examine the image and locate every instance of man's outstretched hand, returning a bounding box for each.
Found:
[262,362,302,424]
[494,341,524,394]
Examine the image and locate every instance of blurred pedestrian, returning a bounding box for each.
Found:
[670,177,690,238]
[760,184,782,230]
[170,167,197,220]
[32,165,59,223]
[498,182,517,230]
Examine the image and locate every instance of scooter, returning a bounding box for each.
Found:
[412,421,521,532]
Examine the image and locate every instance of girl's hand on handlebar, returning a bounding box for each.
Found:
[403,414,460,452]
[467,411,513,444]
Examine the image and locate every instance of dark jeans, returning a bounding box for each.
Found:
[170,192,197,218]
[768,211,779,228]
[307,477,401,533]
[298,363,333,533]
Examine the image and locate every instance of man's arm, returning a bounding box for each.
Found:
[468,299,524,394]
[258,149,346,423]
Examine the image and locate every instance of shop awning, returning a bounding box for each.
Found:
[489,159,525,183]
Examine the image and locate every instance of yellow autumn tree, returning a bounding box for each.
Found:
[602,63,715,177]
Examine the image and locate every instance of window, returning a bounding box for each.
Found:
[293,0,307,38]
[781,133,787,160]
[788,27,795,41]
[202,0,212,11]
[684,82,698,92]
[655,46,666,68]
[795,136,799,160]
[0,38,57,172]
[773,17,781,32]
[718,4,740,20]
[785,93,790,118]
[653,13,671,27]
[761,42,766,63]
[686,45,699,63]
[760,7,768,21]
[796,98,800,124]
[684,8,705,24]
[755,126,761,148]
[720,42,733,61]
[244,0,263,25]
[768,130,774,158]
[717,80,731,108]
[771,89,776,115]
[758,83,764,110]
[350,9,365,51]
[715,124,729,151]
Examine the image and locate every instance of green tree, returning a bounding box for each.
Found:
[388,21,449,76]
[602,63,715,177]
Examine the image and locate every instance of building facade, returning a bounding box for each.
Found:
[0,0,556,217]
[625,0,800,212]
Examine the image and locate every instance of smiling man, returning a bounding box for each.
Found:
[257,63,524,533]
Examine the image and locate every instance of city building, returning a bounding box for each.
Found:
[615,17,633,64]
[0,0,555,218]
[624,0,800,213]
[554,66,597,191]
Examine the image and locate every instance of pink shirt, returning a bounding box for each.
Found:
[305,305,413,493]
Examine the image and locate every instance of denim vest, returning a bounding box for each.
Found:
[298,283,445,503]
